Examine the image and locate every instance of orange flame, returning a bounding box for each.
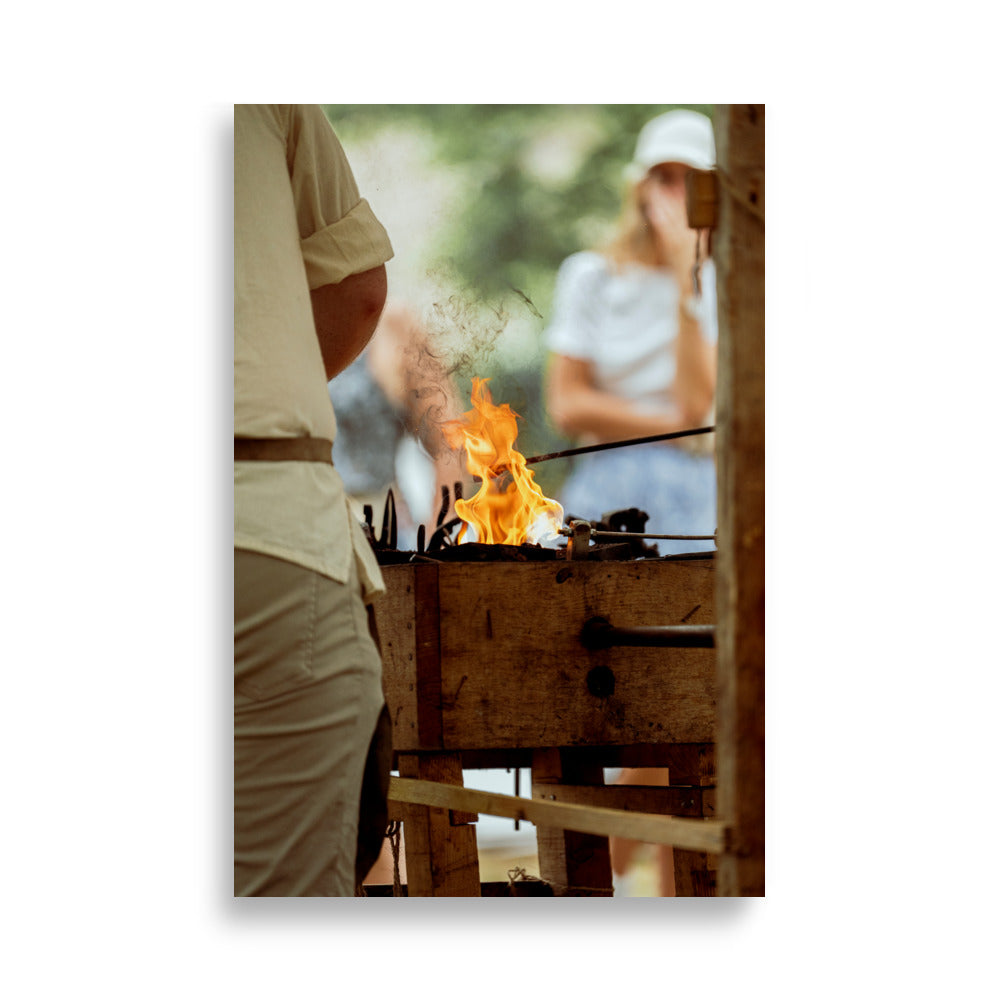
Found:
[442,377,564,545]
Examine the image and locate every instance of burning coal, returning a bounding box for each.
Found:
[442,377,564,546]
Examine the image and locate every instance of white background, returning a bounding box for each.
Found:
[3,7,998,998]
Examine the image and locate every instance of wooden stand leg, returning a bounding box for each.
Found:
[673,851,718,896]
[532,749,614,897]
[398,753,481,897]
[672,763,718,897]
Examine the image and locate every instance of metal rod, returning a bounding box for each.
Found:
[581,617,715,650]
[436,484,450,527]
[589,530,716,542]
[514,769,521,831]
[524,425,715,466]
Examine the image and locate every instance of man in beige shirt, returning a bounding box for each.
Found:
[234,105,394,896]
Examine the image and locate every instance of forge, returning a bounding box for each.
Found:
[375,554,717,754]
[364,369,723,895]
[370,543,719,897]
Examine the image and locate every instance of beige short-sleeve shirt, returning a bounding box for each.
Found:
[234,105,394,599]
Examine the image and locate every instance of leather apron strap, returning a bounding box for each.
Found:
[234,437,334,464]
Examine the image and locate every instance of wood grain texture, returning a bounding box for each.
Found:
[459,742,714,772]
[532,749,613,896]
[374,559,717,751]
[397,754,481,897]
[532,782,708,818]
[389,776,728,853]
[375,565,421,749]
[674,850,718,896]
[713,103,766,897]
[685,168,719,229]
[413,565,443,747]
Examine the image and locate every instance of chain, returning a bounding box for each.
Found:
[387,821,403,897]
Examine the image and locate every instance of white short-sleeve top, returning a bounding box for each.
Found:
[544,251,717,414]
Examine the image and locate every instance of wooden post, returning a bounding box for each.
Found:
[712,104,765,896]
[533,748,614,896]
[397,753,481,896]
[685,168,719,230]
[673,851,718,896]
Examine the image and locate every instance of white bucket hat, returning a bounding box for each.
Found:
[624,109,715,183]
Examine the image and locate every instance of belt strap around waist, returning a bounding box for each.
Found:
[234,437,334,464]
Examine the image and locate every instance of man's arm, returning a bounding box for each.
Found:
[310,264,388,380]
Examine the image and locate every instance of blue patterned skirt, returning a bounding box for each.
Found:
[555,442,716,555]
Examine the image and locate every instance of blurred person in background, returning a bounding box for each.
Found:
[544,108,717,553]
[543,109,719,897]
[234,104,395,896]
[329,301,468,552]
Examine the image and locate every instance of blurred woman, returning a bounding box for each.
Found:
[543,109,717,554]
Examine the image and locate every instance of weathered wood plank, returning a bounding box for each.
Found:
[674,850,718,897]
[532,782,708,818]
[363,880,555,897]
[458,742,715,773]
[389,776,728,854]
[375,565,421,748]
[437,560,716,748]
[413,564,443,747]
[533,749,613,896]
[397,754,481,897]
[385,559,716,750]
[713,103,766,897]
[685,168,719,229]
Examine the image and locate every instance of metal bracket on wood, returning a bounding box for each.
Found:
[566,519,591,561]
[685,168,719,230]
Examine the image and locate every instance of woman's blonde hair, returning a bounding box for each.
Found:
[599,179,661,272]
[598,176,709,274]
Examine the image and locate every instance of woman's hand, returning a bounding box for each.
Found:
[642,179,697,289]
[546,354,689,443]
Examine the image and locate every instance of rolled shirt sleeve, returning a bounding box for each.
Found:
[301,198,393,289]
[284,104,394,288]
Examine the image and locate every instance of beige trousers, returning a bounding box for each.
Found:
[234,548,384,896]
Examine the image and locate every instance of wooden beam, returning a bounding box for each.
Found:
[456,742,714,774]
[712,103,766,896]
[389,777,728,854]
[685,168,719,230]
[413,564,443,747]
[532,782,709,818]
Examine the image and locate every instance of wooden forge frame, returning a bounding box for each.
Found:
[371,104,764,897]
[376,557,721,896]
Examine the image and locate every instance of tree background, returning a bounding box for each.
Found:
[322,104,713,493]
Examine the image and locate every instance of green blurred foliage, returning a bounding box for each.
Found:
[322,104,713,493]
[324,104,710,300]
